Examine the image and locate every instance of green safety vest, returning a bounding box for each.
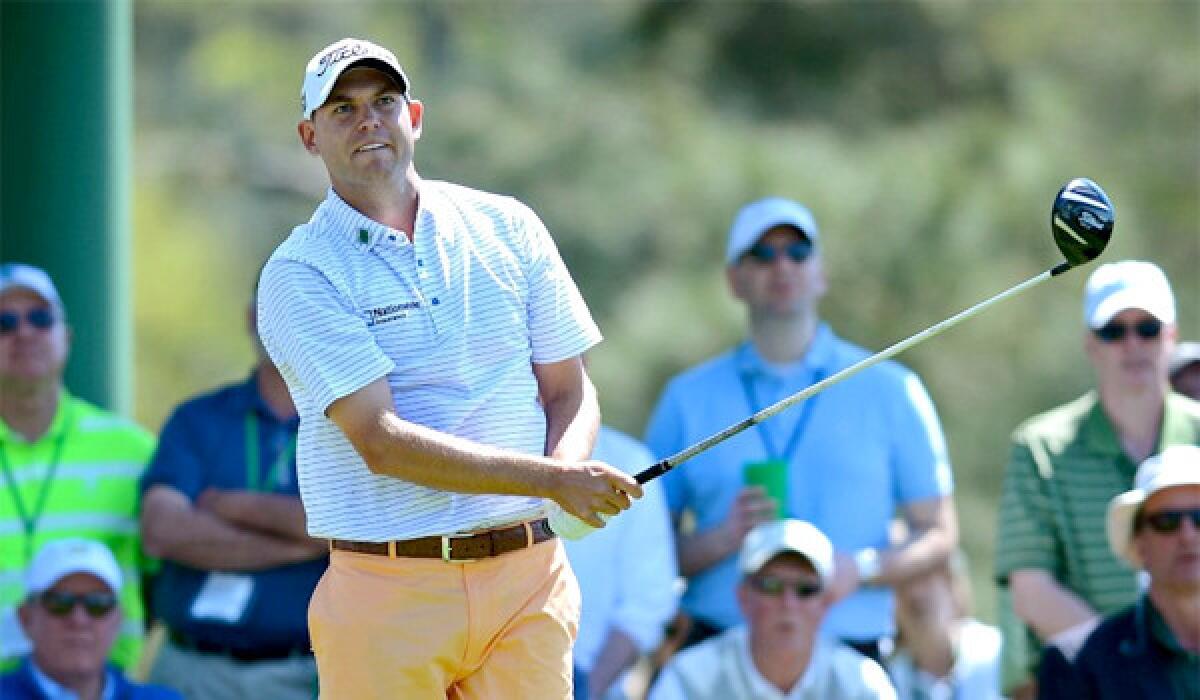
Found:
[0,391,155,671]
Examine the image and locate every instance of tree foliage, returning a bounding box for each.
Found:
[132,0,1199,620]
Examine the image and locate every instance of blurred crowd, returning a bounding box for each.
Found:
[3,203,1196,699]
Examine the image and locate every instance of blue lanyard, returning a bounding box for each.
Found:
[737,347,825,462]
[0,404,75,565]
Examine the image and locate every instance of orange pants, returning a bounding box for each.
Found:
[309,537,579,699]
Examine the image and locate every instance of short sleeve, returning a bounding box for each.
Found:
[258,257,394,415]
[890,372,954,503]
[994,438,1060,581]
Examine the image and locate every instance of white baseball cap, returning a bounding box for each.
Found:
[1082,260,1175,329]
[726,197,820,265]
[738,519,834,586]
[301,38,409,120]
[1106,444,1200,569]
[25,539,123,596]
[0,262,63,310]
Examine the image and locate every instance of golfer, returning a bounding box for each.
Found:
[257,37,640,699]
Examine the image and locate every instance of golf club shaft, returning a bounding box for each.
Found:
[634,262,1072,485]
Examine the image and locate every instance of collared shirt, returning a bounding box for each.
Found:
[648,626,897,700]
[644,324,952,639]
[994,391,1200,683]
[29,659,114,700]
[0,392,154,671]
[1147,595,1200,700]
[563,426,679,672]
[139,374,324,651]
[258,183,601,540]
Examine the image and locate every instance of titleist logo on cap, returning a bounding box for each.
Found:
[316,42,376,77]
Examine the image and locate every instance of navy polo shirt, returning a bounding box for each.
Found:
[140,374,326,651]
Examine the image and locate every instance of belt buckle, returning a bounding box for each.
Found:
[440,533,477,562]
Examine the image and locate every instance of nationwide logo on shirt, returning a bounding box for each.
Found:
[365,301,420,326]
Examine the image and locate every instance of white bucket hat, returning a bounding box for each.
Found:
[1106,444,1200,569]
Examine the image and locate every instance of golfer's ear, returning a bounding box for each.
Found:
[298,120,319,155]
[407,99,424,140]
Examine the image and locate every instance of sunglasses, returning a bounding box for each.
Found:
[38,590,118,618]
[0,308,56,335]
[742,240,814,265]
[747,575,823,598]
[1093,318,1162,343]
[1137,508,1200,535]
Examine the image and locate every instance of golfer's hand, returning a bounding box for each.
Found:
[553,461,642,527]
[721,486,777,552]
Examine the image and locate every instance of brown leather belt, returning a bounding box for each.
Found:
[329,517,555,562]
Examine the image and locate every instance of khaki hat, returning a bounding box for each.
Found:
[1106,444,1200,569]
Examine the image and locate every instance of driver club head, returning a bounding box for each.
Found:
[1051,177,1114,267]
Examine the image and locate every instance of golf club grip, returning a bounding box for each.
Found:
[631,267,1059,485]
[635,460,670,484]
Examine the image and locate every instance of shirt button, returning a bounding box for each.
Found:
[432,298,440,305]
[417,259,424,266]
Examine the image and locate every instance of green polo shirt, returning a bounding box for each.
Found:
[993,390,1200,690]
[0,392,155,671]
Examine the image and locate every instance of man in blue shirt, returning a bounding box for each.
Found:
[138,291,325,700]
[644,197,958,662]
[0,538,180,700]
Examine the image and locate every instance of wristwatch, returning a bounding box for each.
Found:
[853,547,882,585]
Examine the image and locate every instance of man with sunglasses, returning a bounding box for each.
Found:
[1038,444,1200,699]
[648,519,896,699]
[995,260,1200,696]
[0,263,156,672]
[0,538,180,699]
[645,197,956,663]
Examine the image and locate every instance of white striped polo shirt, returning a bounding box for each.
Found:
[258,181,601,541]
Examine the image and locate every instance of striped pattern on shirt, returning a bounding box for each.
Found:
[258,182,601,541]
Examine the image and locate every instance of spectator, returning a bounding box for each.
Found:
[138,288,325,699]
[1039,444,1200,699]
[0,538,180,699]
[644,197,956,664]
[994,260,1200,695]
[0,263,155,670]
[564,425,679,700]
[1169,341,1200,401]
[647,519,896,699]
[887,549,1002,699]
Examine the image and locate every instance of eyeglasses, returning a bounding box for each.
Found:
[1093,318,1162,343]
[742,240,814,265]
[0,308,56,335]
[1137,508,1200,535]
[37,591,118,618]
[747,575,823,598]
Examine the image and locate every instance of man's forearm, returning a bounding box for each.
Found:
[875,495,958,586]
[588,628,641,700]
[1010,569,1099,640]
[198,490,321,545]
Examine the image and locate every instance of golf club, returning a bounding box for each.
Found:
[550,177,1114,538]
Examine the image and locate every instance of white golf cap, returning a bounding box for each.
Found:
[1106,444,1200,569]
[0,262,63,310]
[301,37,409,120]
[726,197,820,265]
[1082,260,1175,329]
[738,519,834,585]
[25,538,123,595]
